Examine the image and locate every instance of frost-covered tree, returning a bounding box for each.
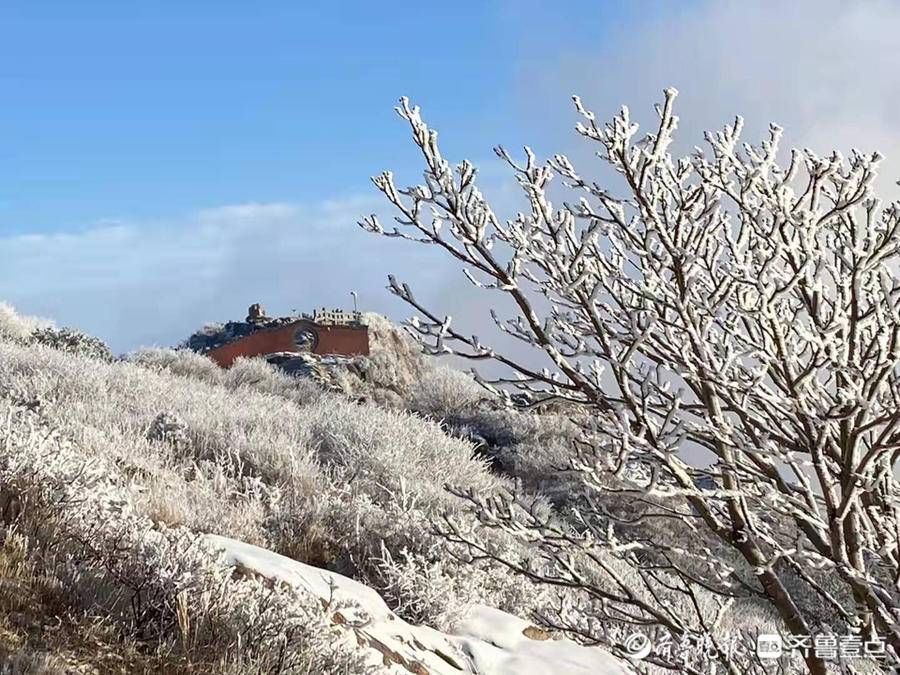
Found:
[362,90,900,673]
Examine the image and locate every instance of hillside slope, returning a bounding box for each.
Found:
[0,304,629,674]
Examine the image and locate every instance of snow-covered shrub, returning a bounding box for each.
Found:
[225,356,324,405]
[450,409,586,497]
[225,355,283,387]
[0,398,369,673]
[0,302,53,344]
[0,341,319,546]
[146,411,193,454]
[255,393,548,624]
[407,366,487,419]
[31,326,114,361]
[127,347,225,384]
[375,544,547,632]
[128,348,326,407]
[312,399,503,508]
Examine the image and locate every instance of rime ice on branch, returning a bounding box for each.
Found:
[362,89,900,674]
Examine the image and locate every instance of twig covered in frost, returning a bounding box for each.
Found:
[364,89,900,674]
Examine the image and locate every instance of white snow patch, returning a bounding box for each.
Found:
[208,533,392,623]
[206,534,632,674]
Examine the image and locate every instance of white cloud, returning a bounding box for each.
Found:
[520,0,900,193]
[0,197,456,352]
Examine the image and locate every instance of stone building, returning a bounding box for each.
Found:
[189,304,370,368]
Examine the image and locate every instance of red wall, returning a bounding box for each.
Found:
[206,320,369,367]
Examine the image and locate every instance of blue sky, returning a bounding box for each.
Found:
[0,1,647,231]
[1,1,897,352]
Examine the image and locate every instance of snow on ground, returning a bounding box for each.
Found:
[206,534,632,674]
